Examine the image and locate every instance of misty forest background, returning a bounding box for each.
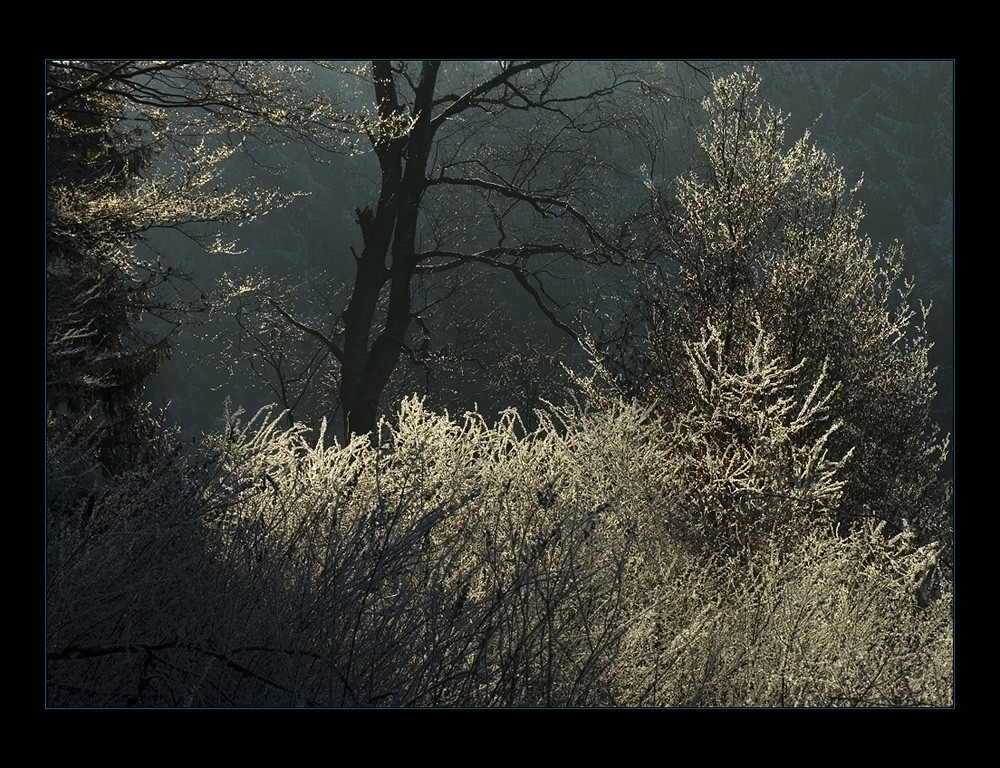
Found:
[46,60,954,707]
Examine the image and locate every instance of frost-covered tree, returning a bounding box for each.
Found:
[650,316,855,561]
[46,60,341,469]
[607,67,950,558]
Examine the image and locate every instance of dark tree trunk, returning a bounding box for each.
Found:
[338,61,440,441]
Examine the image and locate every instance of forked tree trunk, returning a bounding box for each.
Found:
[338,61,439,441]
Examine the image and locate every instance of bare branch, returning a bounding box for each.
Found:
[267,298,344,364]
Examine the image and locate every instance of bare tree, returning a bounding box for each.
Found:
[259,60,698,439]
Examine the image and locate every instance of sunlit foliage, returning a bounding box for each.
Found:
[47,395,951,707]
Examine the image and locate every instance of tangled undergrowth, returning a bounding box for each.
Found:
[46,396,952,707]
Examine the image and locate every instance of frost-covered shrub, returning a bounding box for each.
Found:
[649,314,853,563]
[623,521,952,707]
[182,396,671,706]
[47,394,952,707]
[82,401,655,706]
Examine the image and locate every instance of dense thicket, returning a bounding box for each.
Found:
[46,397,952,706]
